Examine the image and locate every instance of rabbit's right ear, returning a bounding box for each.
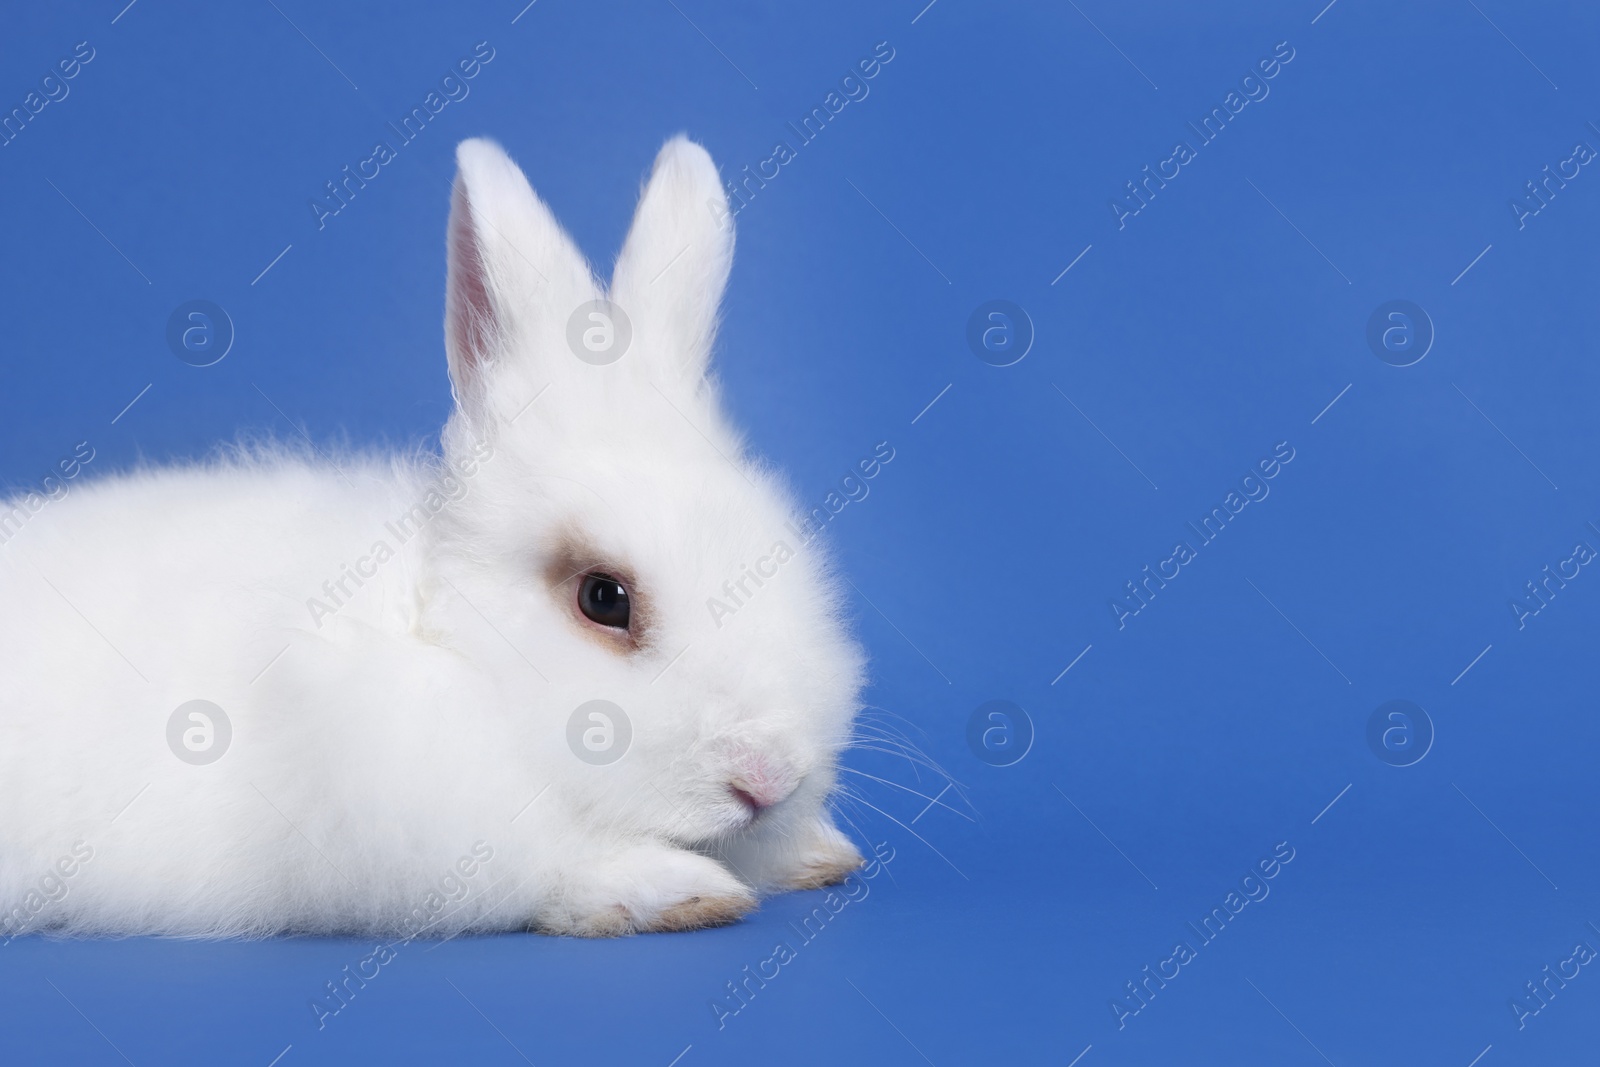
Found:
[445,138,594,414]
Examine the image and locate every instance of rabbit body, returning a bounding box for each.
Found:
[0,137,866,939]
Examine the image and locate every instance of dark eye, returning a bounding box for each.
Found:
[577,572,631,629]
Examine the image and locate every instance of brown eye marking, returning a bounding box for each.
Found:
[543,534,647,652]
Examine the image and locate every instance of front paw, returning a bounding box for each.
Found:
[649,889,757,932]
[759,816,865,892]
[539,844,756,937]
[775,832,863,891]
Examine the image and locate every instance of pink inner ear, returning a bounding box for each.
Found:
[447,181,498,380]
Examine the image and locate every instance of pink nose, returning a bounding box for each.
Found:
[726,755,796,813]
[720,734,801,815]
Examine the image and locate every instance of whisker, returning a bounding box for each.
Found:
[840,768,977,821]
[829,798,901,888]
[838,743,949,779]
[854,706,937,742]
[834,792,968,881]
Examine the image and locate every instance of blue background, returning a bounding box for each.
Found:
[2,0,1597,1064]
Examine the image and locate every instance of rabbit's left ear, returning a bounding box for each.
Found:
[445,138,596,414]
[610,136,734,380]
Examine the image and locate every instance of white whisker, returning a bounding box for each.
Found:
[841,768,977,821]
[836,792,968,880]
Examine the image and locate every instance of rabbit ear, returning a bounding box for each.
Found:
[445,138,595,411]
[610,136,734,381]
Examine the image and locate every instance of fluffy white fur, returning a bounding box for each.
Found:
[0,137,867,938]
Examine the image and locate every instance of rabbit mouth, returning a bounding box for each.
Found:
[669,782,786,845]
[728,783,766,818]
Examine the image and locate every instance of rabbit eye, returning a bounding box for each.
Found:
[577,572,631,629]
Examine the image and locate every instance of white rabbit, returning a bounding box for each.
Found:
[0,136,870,938]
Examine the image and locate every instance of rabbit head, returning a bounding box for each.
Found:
[426,136,865,849]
